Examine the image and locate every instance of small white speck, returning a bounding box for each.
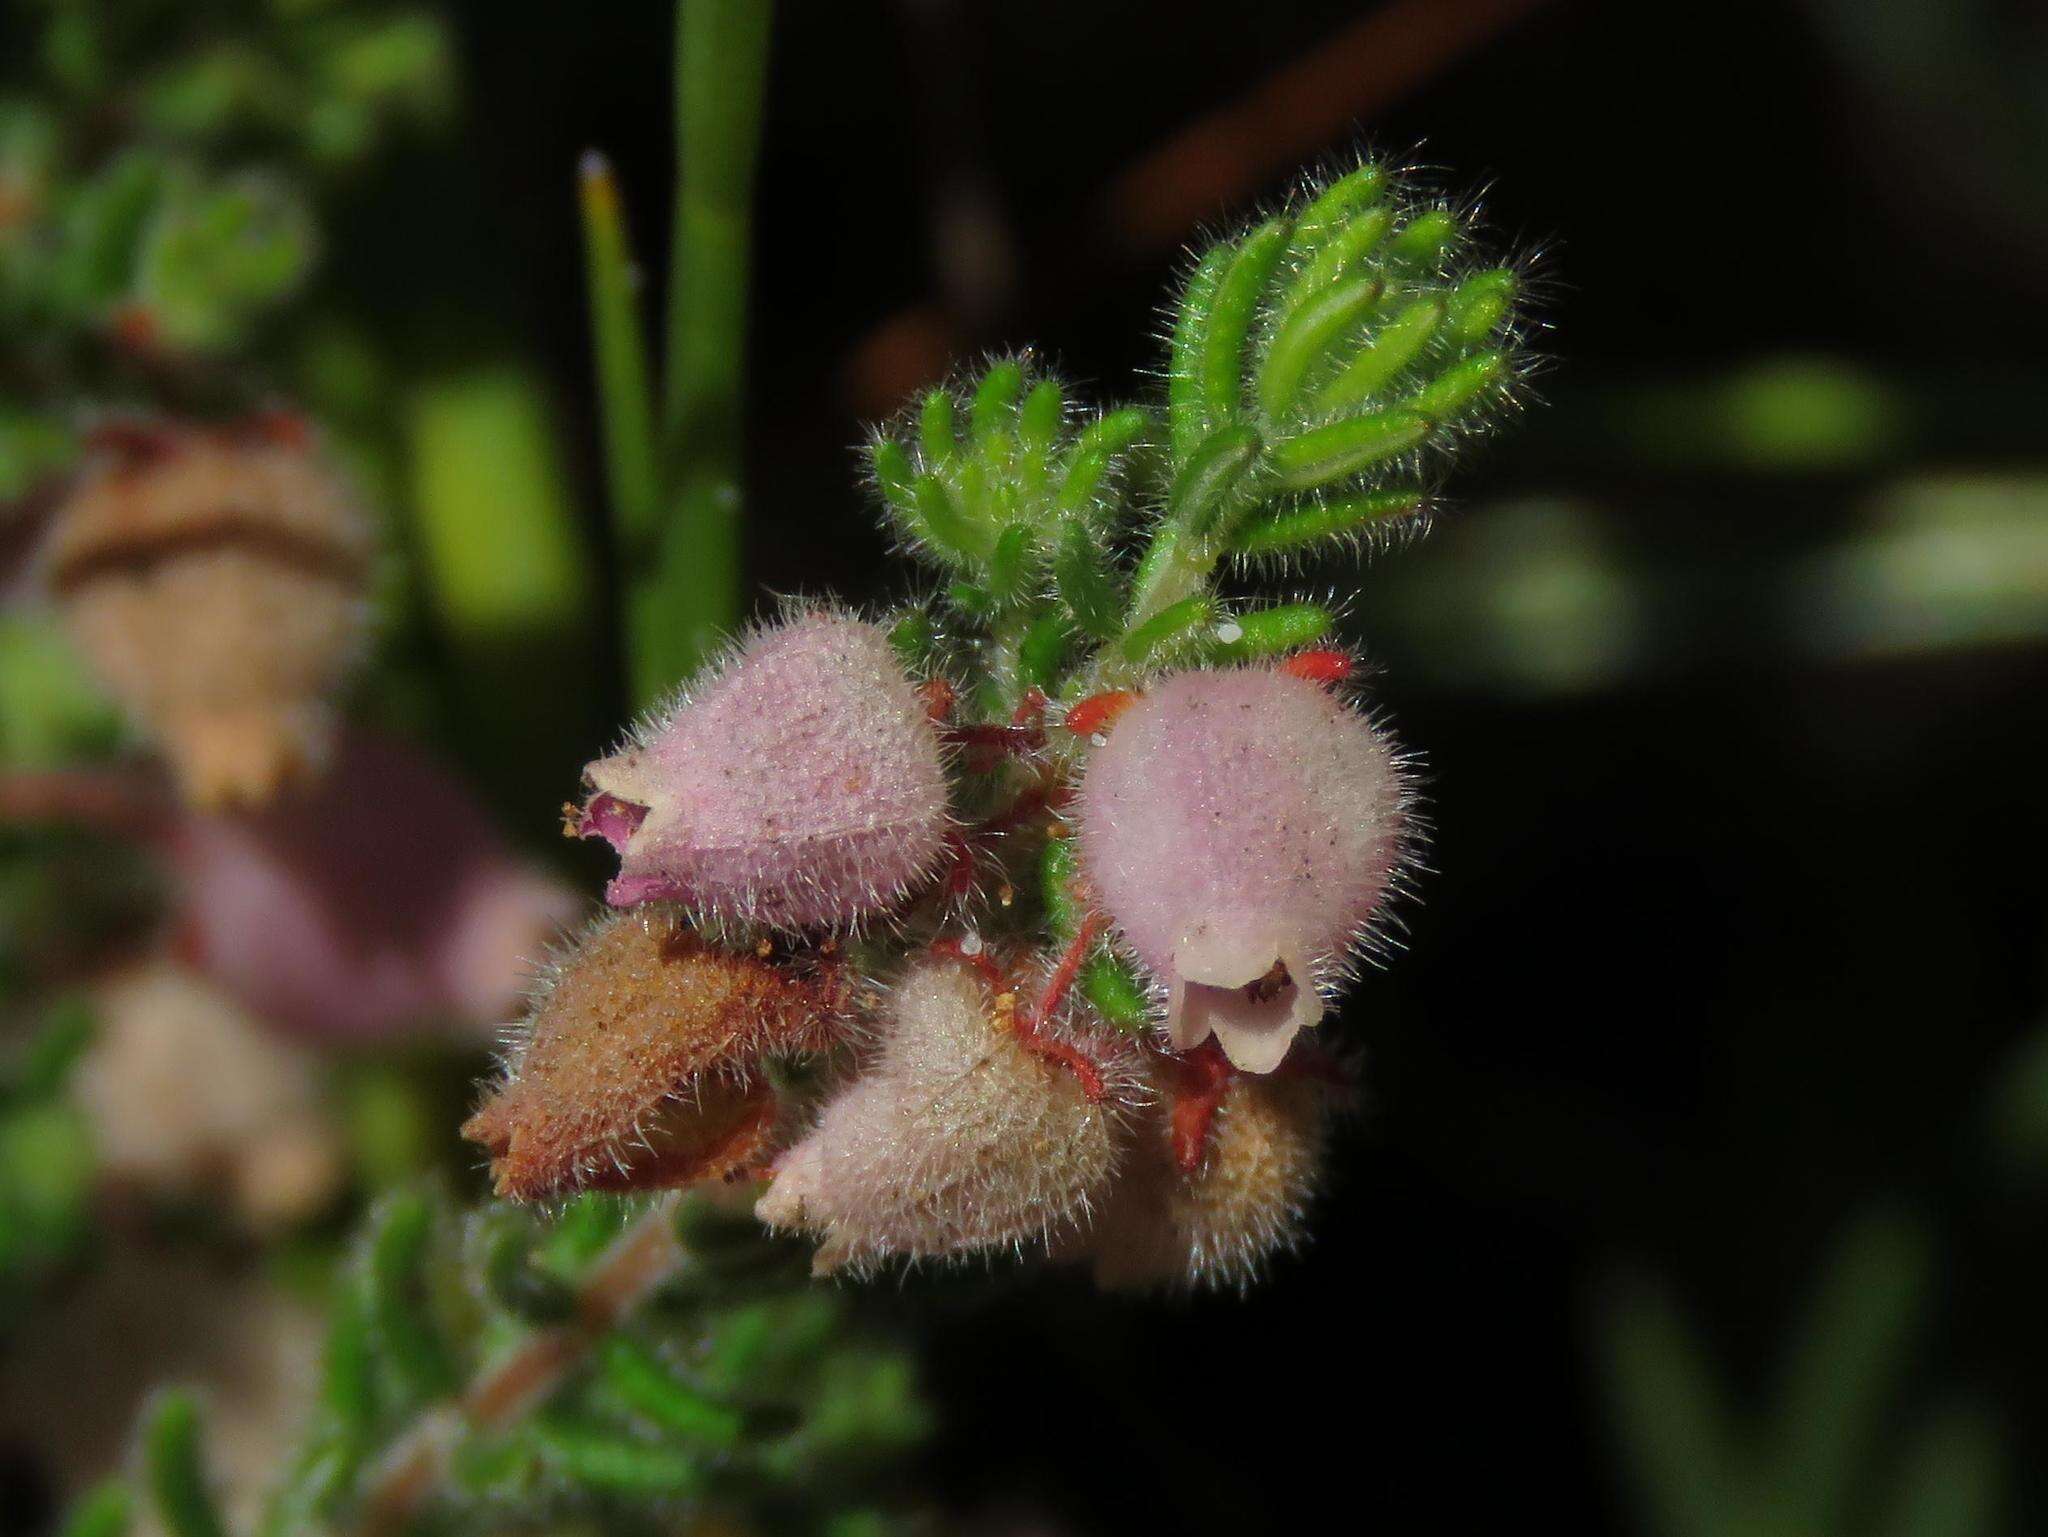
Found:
[959,930,984,956]
[1089,732,1109,748]
[1214,619,1244,644]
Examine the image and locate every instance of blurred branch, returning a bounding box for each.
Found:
[1094,0,1554,254]
[355,1195,686,1537]
[0,767,169,836]
[848,0,1553,410]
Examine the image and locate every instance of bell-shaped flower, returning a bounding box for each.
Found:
[578,612,952,930]
[1076,666,1410,1072]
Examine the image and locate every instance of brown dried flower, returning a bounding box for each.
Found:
[462,906,852,1201]
[1086,1067,1333,1290]
[42,417,375,808]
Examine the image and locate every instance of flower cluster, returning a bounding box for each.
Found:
[467,159,1529,1287]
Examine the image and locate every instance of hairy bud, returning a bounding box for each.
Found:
[578,611,953,930]
[42,418,374,808]
[1088,1069,1331,1290]
[756,954,1138,1275]
[462,907,851,1200]
[1076,666,1410,1072]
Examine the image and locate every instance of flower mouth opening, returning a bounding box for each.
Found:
[1166,923,1322,1074]
[1243,959,1293,1005]
[576,790,648,852]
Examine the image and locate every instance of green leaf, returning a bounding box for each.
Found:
[887,606,940,671]
[971,359,1025,442]
[1881,1406,2004,1537]
[314,13,454,130]
[1286,162,1386,256]
[1199,218,1291,430]
[1211,602,1334,660]
[52,153,167,317]
[484,1223,576,1324]
[918,389,956,464]
[1389,207,1459,269]
[913,473,987,564]
[1017,611,1071,690]
[1596,1273,1738,1537]
[1269,411,1428,492]
[1052,522,1123,639]
[598,1337,744,1449]
[1258,273,1386,419]
[136,172,316,352]
[986,522,1040,607]
[528,1418,703,1497]
[365,1192,459,1404]
[1167,422,1262,537]
[1282,204,1395,313]
[1019,379,1064,450]
[1771,1212,1930,1528]
[1316,296,1443,413]
[1168,248,1230,462]
[1446,267,1517,346]
[1232,489,1424,557]
[1120,594,1217,665]
[580,152,661,562]
[143,1393,228,1537]
[58,1481,131,1537]
[1081,953,1151,1031]
[1056,407,1150,519]
[1408,349,1508,424]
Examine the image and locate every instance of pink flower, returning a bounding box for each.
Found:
[578,612,952,930]
[167,732,579,1041]
[1075,666,1411,1072]
[756,953,1140,1274]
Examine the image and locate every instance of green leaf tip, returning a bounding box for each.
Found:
[143,1392,228,1537]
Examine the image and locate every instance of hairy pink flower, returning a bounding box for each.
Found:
[578,612,952,930]
[166,732,579,1041]
[1075,666,1410,1072]
[756,953,1140,1275]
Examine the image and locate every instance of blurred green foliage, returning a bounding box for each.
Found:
[1598,1212,2003,1537]
[1,0,452,485]
[0,998,97,1331]
[81,1192,929,1537]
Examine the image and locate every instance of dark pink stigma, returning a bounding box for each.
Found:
[577,792,648,852]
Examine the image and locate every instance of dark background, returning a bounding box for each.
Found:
[96,0,2048,1530]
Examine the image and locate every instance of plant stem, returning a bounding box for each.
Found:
[354,1196,690,1537]
[579,151,661,578]
[633,0,775,705]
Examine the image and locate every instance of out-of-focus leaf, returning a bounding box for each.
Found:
[0,614,122,766]
[312,13,453,127]
[0,410,76,499]
[51,151,167,318]
[1982,1026,2048,1184]
[135,171,316,352]
[1881,1405,2004,1537]
[137,44,297,141]
[1771,1211,1931,1527]
[1595,1271,1739,1537]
